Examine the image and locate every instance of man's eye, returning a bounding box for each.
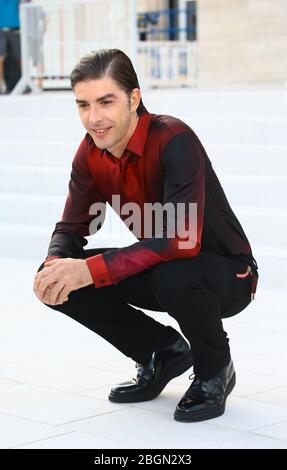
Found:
[79,104,88,108]
[101,101,112,105]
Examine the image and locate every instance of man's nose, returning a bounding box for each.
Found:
[88,107,102,126]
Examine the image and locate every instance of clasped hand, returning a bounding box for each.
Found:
[33,258,93,306]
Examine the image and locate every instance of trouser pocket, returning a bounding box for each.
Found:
[235,263,258,300]
[222,259,254,318]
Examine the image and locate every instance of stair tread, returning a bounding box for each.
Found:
[0,222,285,252]
[0,192,64,201]
[0,165,70,172]
[0,192,286,218]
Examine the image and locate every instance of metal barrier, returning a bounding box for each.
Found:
[137,41,197,87]
[12,0,198,94]
[137,4,196,41]
[12,0,137,94]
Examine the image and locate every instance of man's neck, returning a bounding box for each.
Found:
[108,114,139,159]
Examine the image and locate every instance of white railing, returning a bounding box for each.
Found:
[137,41,197,88]
[12,0,198,94]
[12,0,137,94]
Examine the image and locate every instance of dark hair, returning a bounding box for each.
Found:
[70,49,146,116]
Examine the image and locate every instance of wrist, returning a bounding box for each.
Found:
[83,259,94,286]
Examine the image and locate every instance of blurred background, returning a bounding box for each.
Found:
[1,0,287,93]
[0,0,287,450]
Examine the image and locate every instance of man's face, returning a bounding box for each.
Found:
[74,76,140,155]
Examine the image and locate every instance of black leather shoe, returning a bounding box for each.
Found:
[174,359,236,422]
[108,335,193,403]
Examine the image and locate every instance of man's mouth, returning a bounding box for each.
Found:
[92,127,112,136]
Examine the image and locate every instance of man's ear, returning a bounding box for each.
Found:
[131,88,141,112]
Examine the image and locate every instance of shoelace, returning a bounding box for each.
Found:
[184,372,205,399]
[135,362,146,376]
[188,372,202,389]
[188,371,223,396]
[135,354,156,386]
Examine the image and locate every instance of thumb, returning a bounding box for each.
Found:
[45,259,61,266]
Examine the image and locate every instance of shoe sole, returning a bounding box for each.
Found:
[108,349,194,403]
[174,372,236,422]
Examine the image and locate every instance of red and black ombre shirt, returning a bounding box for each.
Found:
[46,110,258,294]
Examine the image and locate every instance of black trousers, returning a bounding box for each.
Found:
[37,249,254,379]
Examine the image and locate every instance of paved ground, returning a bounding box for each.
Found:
[0,256,286,449]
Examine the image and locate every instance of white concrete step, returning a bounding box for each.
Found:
[144,89,287,119]
[0,165,71,195]
[1,165,286,211]
[0,93,75,118]
[0,140,78,167]
[0,90,284,293]
[0,222,137,262]
[205,144,287,177]
[236,206,287,249]
[252,244,287,292]
[1,141,286,178]
[220,174,287,210]
[0,193,65,226]
[0,116,83,143]
[0,115,286,145]
[1,90,287,118]
[0,194,285,248]
[186,117,287,146]
[0,222,283,291]
[0,194,138,236]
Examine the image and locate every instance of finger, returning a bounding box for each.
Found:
[39,283,57,304]
[42,284,59,305]
[47,282,66,305]
[45,259,62,266]
[44,286,69,306]
[55,286,70,305]
[38,273,60,299]
[34,265,59,292]
[36,263,59,278]
[34,275,44,295]
[42,285,54,304]
[34,278,51,301]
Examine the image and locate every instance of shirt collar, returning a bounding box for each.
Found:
[100,110,152,159]
[126,111,152,157]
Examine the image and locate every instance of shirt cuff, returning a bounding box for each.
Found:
[85,253,112,288]
[44,255,61,265]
